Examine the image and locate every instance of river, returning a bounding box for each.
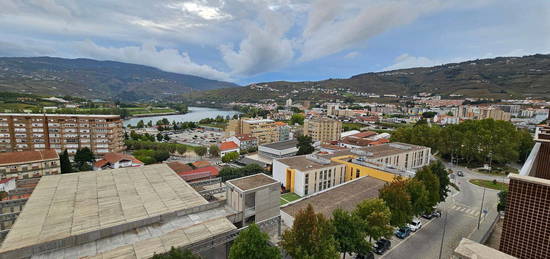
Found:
[123,106,240,127]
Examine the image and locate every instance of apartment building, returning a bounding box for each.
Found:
[0,113,124,155]
[273,154,346,196]
[499,116,550,258]
[225,134,258,151]
[226,118,281,144]
[303,117,342,142]
[0,150,60,179]
[458,106,511,121]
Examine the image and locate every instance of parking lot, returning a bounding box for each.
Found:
[171,129,225,147]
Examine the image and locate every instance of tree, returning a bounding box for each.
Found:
[151,247,200,259]
[137,120,145,128]
[74,147,94,168]
[414,167,440,210]
[222,151,239,163]
[354,198,393,242]
[290,113,305,125]
[176,145,187,155]
[157,133,164,142]
[379,177,413,227]
[405,179,430,216]
[280,204,339,259]
[332,209,371,258]
[60,150,73,174]
[195,146,207,157]
[229,224,281,259]
[209,144,220,157]
[296,135,315,155]
[153,150,170,162]
[497,190,508,212]
[428,161,451,202]
[164,134,171,142]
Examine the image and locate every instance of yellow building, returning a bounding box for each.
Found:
[303,117,342,142]
[225,118,280,144]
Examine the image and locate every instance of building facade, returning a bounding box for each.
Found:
[273,154,346,197]
[303,117,342,142]
[225,134,258,151]
[0,150,60,179]
[0,114,124,155]
[93,152,144,171]
[458,106,511,121]
[499,117,550,258]
[226,118,281,145]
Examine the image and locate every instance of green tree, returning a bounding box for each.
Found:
[60,150,73,174]
[517,129,535,163]
[497,190,508,212]
[379,177,413,227]
[195,146,207,157]
[153,150,170,162]
[222,151,239,163]
[296,135,315,155]
[74,147,94,168]
[176,145,187,155]
[151,247,200,259]
[428,161,451,202]
[137,120,145,128]
[229,224,281,259]
[332,209,371,258]
[354,198,393,242]
[414,167,440,209]
[157,133,164,142]
[290,113,305,125]
[209,144,220,157]
[164,134,171,141]
[280,204,339,259]
[405,179,430,216]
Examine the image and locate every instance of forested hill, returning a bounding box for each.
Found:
[185,54,550,103]
[0,57,238,102]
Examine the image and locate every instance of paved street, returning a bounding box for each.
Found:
[376,164,501,259]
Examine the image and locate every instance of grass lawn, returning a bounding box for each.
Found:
[342,122,365,131]
[199,123,227,129]
[125,107,175,115]
[280,192,301,205]
[469,179,508,191]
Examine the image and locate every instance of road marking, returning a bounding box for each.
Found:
[379,218,437,258]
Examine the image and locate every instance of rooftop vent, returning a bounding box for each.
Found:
[389,143,412,150]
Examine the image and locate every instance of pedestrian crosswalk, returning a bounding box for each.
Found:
[451,204,480,217]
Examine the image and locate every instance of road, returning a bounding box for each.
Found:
[376,164,501,259]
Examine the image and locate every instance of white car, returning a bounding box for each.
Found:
[408,219,422,232]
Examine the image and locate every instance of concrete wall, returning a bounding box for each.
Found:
[254,183,280,222]
[272,160,288,186]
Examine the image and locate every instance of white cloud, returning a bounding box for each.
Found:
[382,54,440,71]
[76,40,231,81]
[219,10,294,76]
[344,51,360,59]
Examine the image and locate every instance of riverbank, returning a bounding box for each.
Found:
[123,106,240,126]
[130,111,180,118]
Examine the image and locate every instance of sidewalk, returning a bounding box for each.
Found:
[468,207,499,243]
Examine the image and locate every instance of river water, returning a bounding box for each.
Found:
[123,106,240,127]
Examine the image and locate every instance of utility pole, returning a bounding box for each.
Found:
[477,187,486,229]
[438,205,448,259]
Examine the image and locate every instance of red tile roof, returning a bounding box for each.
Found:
[0,177,15,184]
[192,160,211,168]
[351,131,377,138]
[177,166,220,182]
[234,134,257,141]
[93,152,143,168]
[0,150,59,165]
[220,141,239,151]
[166,161,194,174]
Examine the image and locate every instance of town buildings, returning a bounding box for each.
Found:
[220,141,240,156]
[167,161,220,182]
[458,106,511,121]
[303,117,342,142]
[0,164,282,259]
[0,114,124,155]
[258,139,299,159]
[499,116,550,258]
[225,134,258,151]
[0,150,60,179]
[226,118,282,145]
[93,152,143,171]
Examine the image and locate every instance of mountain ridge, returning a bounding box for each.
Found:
[0,56,238,102]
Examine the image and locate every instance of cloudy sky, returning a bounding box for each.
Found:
[1,0,549,85]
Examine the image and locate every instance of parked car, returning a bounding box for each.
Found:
[373,238,392,255]
[457,171,464,177]
[395,227,412,239]
[407,219,422,232]
[422,210,442,219]
[356,252,375,259]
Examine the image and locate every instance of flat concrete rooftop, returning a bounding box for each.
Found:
[261,140,298,150]
[0,164,213,258]
[228,174,278,191]
[282,176,385,219]
[276,155,342,172]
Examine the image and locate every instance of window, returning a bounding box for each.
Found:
[356,169,360,179]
